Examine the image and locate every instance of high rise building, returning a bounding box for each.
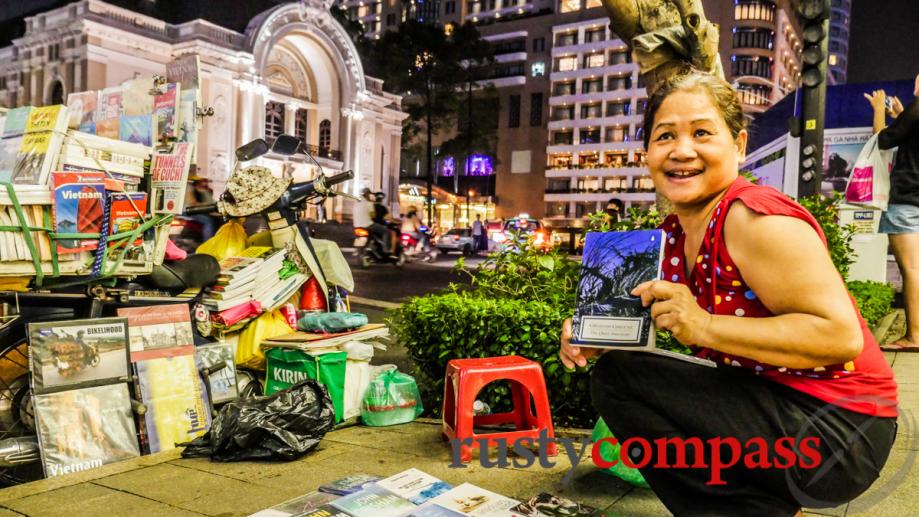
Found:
[827,0,852,84]
[341,0,808,226]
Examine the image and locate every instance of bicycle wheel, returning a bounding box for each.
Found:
[0,324,42,485]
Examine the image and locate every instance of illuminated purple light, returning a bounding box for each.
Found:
[465,154,494,176]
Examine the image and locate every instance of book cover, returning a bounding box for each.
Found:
[135,352,212,452]
[27,317,130,395]
[330,484,415,517]
[66,91,99,129]
[109,192,148,249]
[166,54,201,91]
[216,256,264,280]
[177,88,198,149]
[33,383,140,478]
[319,473,382,496]
[151,142,193,214]
[153,82,180,142]
[410,504,466,517]
[195,342,238,404]
[51,171,106,254]
[376,468,453,505]
[571,230,665,348]
[247,491,341,517]
[12,131,51,185]
[98,87,123,121]
[510,493,606,516]
[24,105,68,134]
[0,136,22,183]
[117,304,195,362]
[121,77,154,116]
[424,483,520,516]
[119,114,154,146]
[1,106,32,137]
[95,117,120,140]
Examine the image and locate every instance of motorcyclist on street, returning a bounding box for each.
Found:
[401,205,430,254]
[369,191,398,257]
[352,187,374,230]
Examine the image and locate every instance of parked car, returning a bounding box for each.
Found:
[437,228,477,256]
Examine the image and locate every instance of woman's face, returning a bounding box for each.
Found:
[646,90,747,210]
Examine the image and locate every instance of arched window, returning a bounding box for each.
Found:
[265,101,285,143]
[318,119,331,156]
[49,80,64,105]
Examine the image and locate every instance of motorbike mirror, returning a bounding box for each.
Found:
[236,139,269,162]
[271,134,301,156]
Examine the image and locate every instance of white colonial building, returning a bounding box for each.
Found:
[0,0,406,220]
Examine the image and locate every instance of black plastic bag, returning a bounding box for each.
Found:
[180,379,335,461]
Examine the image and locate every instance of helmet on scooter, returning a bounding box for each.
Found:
[373,191,385,202]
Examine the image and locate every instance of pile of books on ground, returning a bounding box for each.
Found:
[201,246,307,331]
[26,304,237,478]
[0,54,201,278]
[249,468,606,517]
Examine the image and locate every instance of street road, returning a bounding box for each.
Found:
[347,254,479,303]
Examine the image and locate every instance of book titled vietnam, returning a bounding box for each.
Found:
[51,171,106,254]
[572,230,716,367]
[33,383,140,478]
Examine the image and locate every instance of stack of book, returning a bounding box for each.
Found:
[202,246,298,315]
[246,247,306,312]
[0,105,69,190]
[201,255,265,312]
[57,130,151,188]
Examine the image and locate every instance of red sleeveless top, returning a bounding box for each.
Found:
[659,177,898,417]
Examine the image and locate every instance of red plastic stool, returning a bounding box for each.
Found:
[442,355,558,463]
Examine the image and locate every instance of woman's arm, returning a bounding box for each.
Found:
[696,203,863,368]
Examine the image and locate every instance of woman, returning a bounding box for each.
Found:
[560,72,898,516]
[865,75,919,352]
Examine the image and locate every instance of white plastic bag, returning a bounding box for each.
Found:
[844,134,896,211]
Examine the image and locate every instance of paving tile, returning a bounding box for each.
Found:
[94,463,304,516]
[847,446,919,516]
[802,503,847,516]
[2,482,200,517]
[602,486,672,517]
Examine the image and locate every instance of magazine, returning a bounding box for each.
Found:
[151,142,193,214]
[510,493,607,516]
[66,91,98,129]
[423,483,520,516]
[375,468,452,505]
[33,383,140,478]
[135,352,212,452]
[319,473,383,495]
[117,304,195,362]
[153,82,180,142]
[119,114,154,146]
[330,484,415,517]
[121,77,154,116]
[195,342,239,404]
[98,87,123,121]
[571,231,716,367]
[27,317,130,395]
[247,491,341,517]
[51,171,106,254]
[1,106,32,137]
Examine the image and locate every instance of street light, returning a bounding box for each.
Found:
[467,188,475,227]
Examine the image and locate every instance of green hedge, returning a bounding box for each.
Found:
[847,280,895,329]
[388,292,597,429]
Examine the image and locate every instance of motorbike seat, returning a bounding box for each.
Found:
[146,254,221,292]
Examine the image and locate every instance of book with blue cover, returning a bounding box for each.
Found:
[572,230,715,367]
[330,484,415,517]
[318,473,382,495]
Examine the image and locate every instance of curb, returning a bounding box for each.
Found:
[872,309,902,345]
[350,295,401,310]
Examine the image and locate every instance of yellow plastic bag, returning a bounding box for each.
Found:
[196,219,247,260]
[236,309,294,370]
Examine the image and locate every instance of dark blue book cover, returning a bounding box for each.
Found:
[572,230,665,347]
[330,484,415,517]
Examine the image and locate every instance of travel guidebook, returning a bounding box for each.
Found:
[51,171,106,254]
[330,484,416,517]
[376,467,453,505]
[151,142,193,214]
[319,473,383,495]
[27,318,131,395]
[247,490,340,517]
[423,483,519,516]
[195,342,239,404]
[572,230,716,367]
[33,383,140,478]
[117,304,195,361]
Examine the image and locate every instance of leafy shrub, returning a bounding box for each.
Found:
[798,192,856,281]
[846,280,895,328]
[388,292,596,428]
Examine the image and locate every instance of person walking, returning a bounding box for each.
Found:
[866,74,919,351]
[471,214,486,253]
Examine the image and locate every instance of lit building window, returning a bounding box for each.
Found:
[531,62,545,77]
[584,53,605,69]
[265,101,285,143]
[829,54,838,66]
[586,0,602,7]
[557,56,577,72]
[319,119,332,154]
[560,0,580,13]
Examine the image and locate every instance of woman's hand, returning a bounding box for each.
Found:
[559,318,600,369]
[864,90,887,112]
[889,96,904,118]
[632,280,712,346]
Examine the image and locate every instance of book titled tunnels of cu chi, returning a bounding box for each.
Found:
[572,230,716,367]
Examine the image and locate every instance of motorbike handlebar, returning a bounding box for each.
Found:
[325,170,353,187]
[184,203,218,215]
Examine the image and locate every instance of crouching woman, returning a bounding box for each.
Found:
[559,72,898,517]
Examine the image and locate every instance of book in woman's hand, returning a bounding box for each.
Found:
[572,230,715,367]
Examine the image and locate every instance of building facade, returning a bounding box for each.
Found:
[339,0,809,226]
[827,0,851,84]
[0,0,406,220]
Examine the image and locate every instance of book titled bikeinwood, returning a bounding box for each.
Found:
[572,230,715,367]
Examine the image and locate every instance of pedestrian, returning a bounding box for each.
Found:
[865,75,919,352]
[560,72,897,516]
[472,214,486,253]
[605,198,624,224]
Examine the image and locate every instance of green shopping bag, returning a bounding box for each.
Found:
[265,348,347,422]
[591,417,650,488]
[360,369,423,427]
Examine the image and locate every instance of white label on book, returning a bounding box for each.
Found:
[578,316,642,343]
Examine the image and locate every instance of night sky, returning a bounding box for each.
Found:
[848,0,919,84]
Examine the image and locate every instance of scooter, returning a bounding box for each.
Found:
[357,222,406,268]
[402,227,438,263]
